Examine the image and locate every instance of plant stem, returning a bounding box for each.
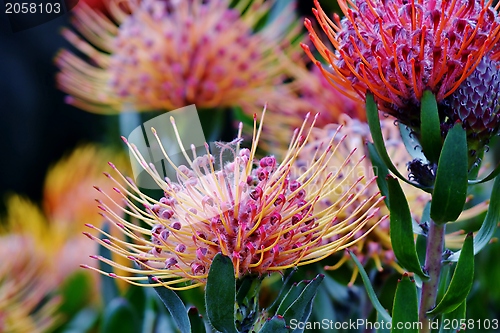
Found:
[419,220,445,333]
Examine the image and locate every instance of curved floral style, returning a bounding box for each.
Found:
[82,110,387,290]
[303,0,500,128]
[55,0,302,114]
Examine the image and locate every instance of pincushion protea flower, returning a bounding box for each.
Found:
[441,56,500,150]
[1,146,129,286]
[295,116,488,282]
[303,0,500,129]
[295,116,429,281]
[0,235,62,333]
[82,109,387,290]
[55,0,302,114]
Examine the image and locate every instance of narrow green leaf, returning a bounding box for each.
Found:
[420,90,442,163]
[376,311,391,333]
[312,283,337,333]
[439,301,466,333]
[276,282,306,316]
[448,175,500,261]
[387,176,428,280]
[468,159,500,184]
[282,275,324,324]
[348,250,392,322]
[367,142,390,207]
[365,93,425,189]
[267,269,297,313]
[399,123,427,162]
[436,264,451,305]
[391,274,418,333]
[101,298,140,333]
[236,276,254,304]
[259,316,290,333]
[430,123,468,223]
[61,308,99,333]
[205,253,238,333]
[148,276,191,333]
[99,222,120,304]
[188,307,206,333]
[428,233,474,315]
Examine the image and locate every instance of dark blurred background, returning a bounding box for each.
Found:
[0,0,333,213]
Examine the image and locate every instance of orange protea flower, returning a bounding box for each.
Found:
[82,109,387,290]
[0,234,62,333]
[2,146,129,286]
[303,0,500,129]
[43,145,129,237]
[55,0,302,114]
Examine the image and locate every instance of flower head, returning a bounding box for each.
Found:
[2,146,129,286]
[441,55,500,150]
[0,233,62,333]
[303,0,500,128]
[56,0,301,114]
[83,110,386,289]
[295,116,429,282]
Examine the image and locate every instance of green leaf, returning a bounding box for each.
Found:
[439,301,466,333]
[312,283,337,333]
[276,282,307,316]
[148,276,191,333]
[420,90,442,163]
[267,269,297,313]
[101,298,140,333]
[205,253,238,333]
[282,275,324,324]
[399,123,427,162]
[365,93,426,189]
[468,160,500,184]
[188,307,206,333]
[367,142,390,207]
[448,175,500,261]
[99,222,120,304]
[259,316,290,333]
[58,271,93,317]
[348,250,392,322]
[428,233,474,315]
[61,308,99,333]
[436,264,452,305]
[430,123,468,223]
[387,176,428,280]
[391,274,418,333]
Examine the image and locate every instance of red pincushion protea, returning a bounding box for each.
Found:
[303,0,500,128]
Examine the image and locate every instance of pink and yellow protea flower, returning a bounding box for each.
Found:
[55,0,302,114]
[295,116,488,282]
[295,116,428,282]
[0,234,62,333]
[82,110,387,290]
[302,0,500,128]
[259,61,366,155]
